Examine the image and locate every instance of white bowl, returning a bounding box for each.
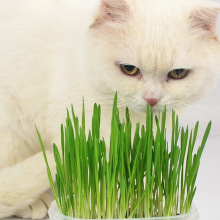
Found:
[48,200,199,220]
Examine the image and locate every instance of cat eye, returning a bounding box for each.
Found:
[168,69,189,80]
[120,64,140,76]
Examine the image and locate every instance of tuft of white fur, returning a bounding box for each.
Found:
[0,0,220,218]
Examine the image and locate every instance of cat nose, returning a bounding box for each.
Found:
[146,98,159,107]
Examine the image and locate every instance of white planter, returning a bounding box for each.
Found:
[48,200,199,220]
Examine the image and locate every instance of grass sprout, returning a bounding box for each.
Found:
[38,93,211,218]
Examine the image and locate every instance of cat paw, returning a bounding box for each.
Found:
[14,192,53,219]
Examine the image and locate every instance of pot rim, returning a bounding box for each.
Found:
[49,200,199,220]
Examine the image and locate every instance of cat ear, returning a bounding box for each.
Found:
[91,0,129,28]
[189,3,220,35]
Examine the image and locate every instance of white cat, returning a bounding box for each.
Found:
[0,0,220,219]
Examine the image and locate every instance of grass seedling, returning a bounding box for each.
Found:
[38,93,211,218]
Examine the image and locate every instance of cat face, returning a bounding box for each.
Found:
[85,0,220,113]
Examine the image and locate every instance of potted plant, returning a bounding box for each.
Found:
[37,93,211,220]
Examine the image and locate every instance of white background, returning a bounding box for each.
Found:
[6,1,220,220]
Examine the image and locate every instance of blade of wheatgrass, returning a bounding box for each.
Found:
[82,99,85,132]
[118,126,126,218]
[87,134,96,218]
[161,106,166,138]
[53,143,65,184]
[75,141,82,216]
[185,122,198,177]
[184,124,199,201]
[163,143,170,215]
[57,124,66,212]
[165,110,176,216]
[100,139,107,219]
[161,106,169,205]
[87,131,94,218]
[171,146,180,216]
[160,107,168,216]
[94,138,101,219]
[80,100,88,217]
[124,108,132,216]
[153,116,161,206]
[179,127,189,213]
[71,105,79,135]
[113,128,120,218]
[65,124,75,216]
[144,104,153,217]
[154,115,167,217]
[136,132,143,217]
[128,185,150,218]
[90,102,102,218]
[60,124,65,165]
[183,130,193,199]
[106,162,111,219]
[109,92,117,165]
[125,107,132,177]
[108,92,120,218]
[184,122,199,193]
[187,187,197,212]
[138,134,147,217]
[66,112,78,216]
[191,122,199,152]
[69,108,83,218]
[56,173,64,212]
[80,127,89,218]
[68,126,79,217]
[197,121,212,159]
[112,92,118,118]
[138,127,148,217]
[119,154,126,218]
[36,127,61,210]
[54,142,68,212]
[159,107,167,204]
[119,177,126,218]
[126,136,142,212]
[92,104,101,141]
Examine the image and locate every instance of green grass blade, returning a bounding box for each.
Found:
[36,127,60,210]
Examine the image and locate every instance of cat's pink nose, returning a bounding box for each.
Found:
[146,98,158,107]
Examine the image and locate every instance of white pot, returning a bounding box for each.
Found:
[48,200,199,220]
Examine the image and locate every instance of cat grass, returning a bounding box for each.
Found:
[37,93,211,218]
